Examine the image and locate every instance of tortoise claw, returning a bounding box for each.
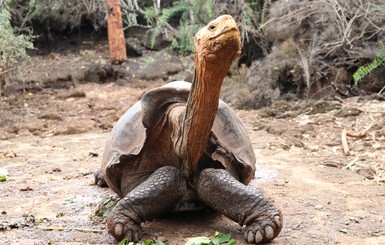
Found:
[115,223,123,237]
[274,214,282,227]
[107,210,142,242]
[255,230,263,243]
[265,225,274,240]
[244,211,283,244]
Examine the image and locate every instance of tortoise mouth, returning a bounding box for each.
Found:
[209,26,239,40]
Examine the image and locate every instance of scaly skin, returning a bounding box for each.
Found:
[196,168,283,243]
[107,166,186,242]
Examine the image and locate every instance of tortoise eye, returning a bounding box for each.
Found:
[209,25,216,30]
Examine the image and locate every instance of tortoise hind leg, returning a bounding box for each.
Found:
[107,166,186,242]
[196,168,283,244]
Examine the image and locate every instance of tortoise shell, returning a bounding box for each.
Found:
[101,81,256,196]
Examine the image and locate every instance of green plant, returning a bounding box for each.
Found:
[172,20,199,55]
[9,0,106,32]
[121,0,141,27]
[0,168,9,182]
[118,239,169,245]
[148,1,189,49]
[370,2,385,12]
[353,3,385,85]
[185,232,237,245]
[117,232,236,245]
[0,174,7,182]
[0,0,34,93]
[142,0,216,54]
[141,6,157,25]
[18,0,45,29]
[353,41,385,85]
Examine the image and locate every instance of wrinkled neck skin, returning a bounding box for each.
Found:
[176,51,234,176]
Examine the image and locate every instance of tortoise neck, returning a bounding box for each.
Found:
[180,58,229,175]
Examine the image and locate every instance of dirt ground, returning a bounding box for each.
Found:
[1,47,385,245]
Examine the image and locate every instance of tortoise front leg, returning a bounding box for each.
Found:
[196,168,283,244]
[107,166,186,242]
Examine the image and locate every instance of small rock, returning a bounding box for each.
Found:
[52,167,61,173]
[126,37,144,57]
[357,168,376,180]
[349,217,360,223]
[306,100,342,115]
[335,107,362,117]
[58,90,86,99]
[88,152,99,157]
[157,236,166,242]
[0,152,17,159]
[315,204,323,210]
[38,112,62,121]
[20,186,34,191]
[275,180,286,186]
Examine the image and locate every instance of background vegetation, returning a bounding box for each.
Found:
[1,0,385,107]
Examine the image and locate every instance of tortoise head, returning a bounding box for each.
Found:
[194,15,241,66]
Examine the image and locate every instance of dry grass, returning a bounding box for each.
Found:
[225,0,385,109]
[12,0,106,31]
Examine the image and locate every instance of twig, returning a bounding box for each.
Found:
[0,67,16,75]
[371,131,376,142]
[344,156,359,170]
[346,123,374,138]
[341,128,350,156]
[37,226,103,233]
[378,85,385,95]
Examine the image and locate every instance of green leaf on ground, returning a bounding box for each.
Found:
[63,196,76,204]
[339,228,348,234]
[117,233,235,245]
[0,168,8,182]
[0,174,7,182]
[118,239,170,245]
[212,232,232,244]
[186,232,237,245]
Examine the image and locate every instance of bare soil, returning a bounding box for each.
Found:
[1,48,385,245]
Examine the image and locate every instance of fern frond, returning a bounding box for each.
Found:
[142,6,157,25]
[150,2,188,48]
[260,0,271,25]
[353,41,385,85]
[370,3,385,13]
[174,20,198,55]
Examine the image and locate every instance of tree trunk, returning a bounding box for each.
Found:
[106,0,127,64]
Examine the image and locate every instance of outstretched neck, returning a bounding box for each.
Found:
[170,14,241,176]
[179,57,230,175]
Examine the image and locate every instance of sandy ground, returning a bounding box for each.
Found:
[0,84,385,244]
[1,52,385,245]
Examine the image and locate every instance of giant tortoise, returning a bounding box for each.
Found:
[96,14,283,244]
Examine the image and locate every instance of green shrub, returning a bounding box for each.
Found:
[353,41,385,85]
[8,0,106,32]
[353,3,385,85]
[142,0,216,54]
[0,1,34,93]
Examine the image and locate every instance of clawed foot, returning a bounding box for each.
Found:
[94,169,108,187]
[107,209,142,242]
[245,211,283,244]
